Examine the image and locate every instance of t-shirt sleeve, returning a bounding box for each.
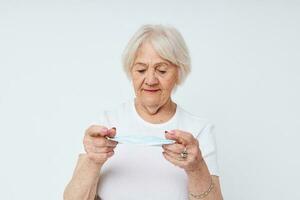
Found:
[197,122,220,176]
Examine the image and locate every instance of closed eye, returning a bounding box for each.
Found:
[158,70,166,74]
[137,69,146,73]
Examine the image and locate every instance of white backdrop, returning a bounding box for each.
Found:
[0,1,299,199]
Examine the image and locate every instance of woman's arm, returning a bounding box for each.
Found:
[187,160,223,200]
[63,154,102,200]
[64,126,117,200]
[163,130,223,199]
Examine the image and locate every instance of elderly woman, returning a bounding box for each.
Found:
[64,24,223,200]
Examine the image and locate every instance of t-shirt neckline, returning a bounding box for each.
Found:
[131,98,179,128]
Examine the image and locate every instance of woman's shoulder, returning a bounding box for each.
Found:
[177,105,214,136]
[177,105,212,125]
[96,99,133,126]
[102,99,132,116]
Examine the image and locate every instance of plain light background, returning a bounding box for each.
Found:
[0,1,299,199]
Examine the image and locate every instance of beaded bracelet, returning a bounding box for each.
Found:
[189,178,214,199]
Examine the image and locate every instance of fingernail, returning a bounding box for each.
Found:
[112,127,116,130]
[164,130,168,134]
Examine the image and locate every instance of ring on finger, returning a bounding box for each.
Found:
[180,147,188,159]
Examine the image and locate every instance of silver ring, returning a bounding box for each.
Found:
[180,147,188,159]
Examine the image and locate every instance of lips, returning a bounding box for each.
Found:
[143,89,160,92]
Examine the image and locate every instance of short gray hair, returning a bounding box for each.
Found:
[122,24,191,85]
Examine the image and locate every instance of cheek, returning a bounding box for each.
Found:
[160,78,176,91]
[132,75,144,90]
[160,74,177,91]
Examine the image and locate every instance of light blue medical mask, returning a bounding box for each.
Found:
[107,135,175,146]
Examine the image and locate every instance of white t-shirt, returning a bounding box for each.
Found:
[94,99,219,200]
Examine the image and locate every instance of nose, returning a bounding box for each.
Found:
[145,70,158,86]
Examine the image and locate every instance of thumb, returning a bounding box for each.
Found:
[106,127,117,138]
[165,130,186,145]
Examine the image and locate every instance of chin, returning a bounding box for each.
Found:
[140,97,160,106]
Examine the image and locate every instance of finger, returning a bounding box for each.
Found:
[83,136,93,147]
[165,130,195,145]
[163,149,181,158]
[106,127,117,138]
[93,137,118,147]
[162,143,185,154]
[162,151,184,167]
[84,143,91,153]
[163,148,193,163]
[164,130,186,145]
[93,146,116,153]
[86,141,117,154]
[163,143,199,158]
[86,125,109,137]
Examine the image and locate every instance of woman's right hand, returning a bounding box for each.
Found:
[83,125,118,166]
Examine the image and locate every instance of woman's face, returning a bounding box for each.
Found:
[131,42,178,108]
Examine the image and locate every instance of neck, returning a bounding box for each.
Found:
[134,97,177,124]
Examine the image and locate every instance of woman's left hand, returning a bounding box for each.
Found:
[162,129,204,173]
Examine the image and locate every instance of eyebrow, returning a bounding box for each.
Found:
[134,62,169,67]
[134,62,148,67]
